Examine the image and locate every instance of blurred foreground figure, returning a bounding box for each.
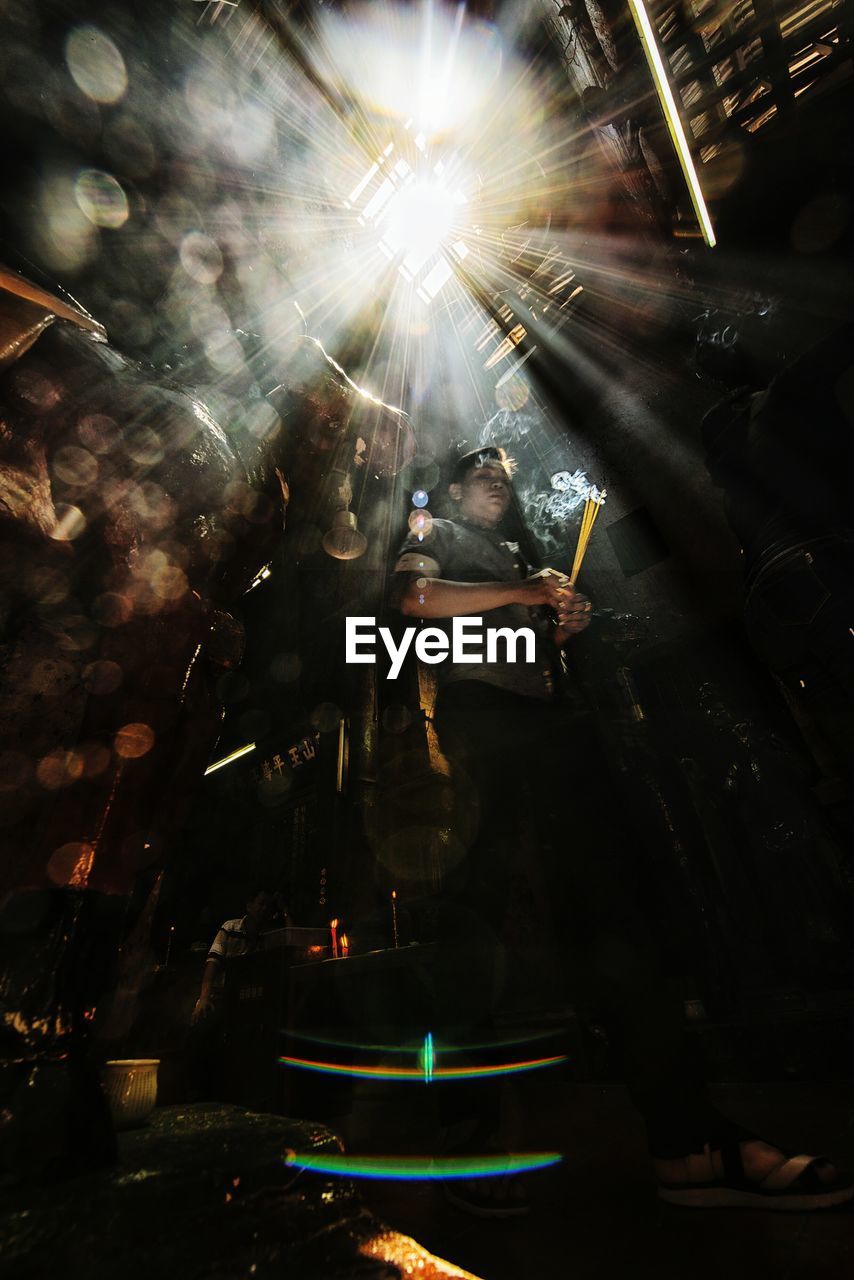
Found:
[0,267,284,1182]
[0,268,411,1184]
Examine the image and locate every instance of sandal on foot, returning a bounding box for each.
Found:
[658,1143,854,1211]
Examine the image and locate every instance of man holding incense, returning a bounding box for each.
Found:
[393,445,852,1216]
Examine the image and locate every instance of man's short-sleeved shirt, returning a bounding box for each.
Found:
[395,517,555,700]
[206,916,255,991]
[207,917,252,962]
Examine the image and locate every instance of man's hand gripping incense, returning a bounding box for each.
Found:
[531,568,593,646]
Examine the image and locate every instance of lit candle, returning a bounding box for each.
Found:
[391,891,399,949]
[340,933,349,958]
[165,925,175,968]
[329,918,339,959]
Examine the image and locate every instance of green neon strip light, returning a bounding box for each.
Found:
[627,0,716,247]
[278,1053,566,1081]
[204,742,256,776]
[284,1151,563,1180]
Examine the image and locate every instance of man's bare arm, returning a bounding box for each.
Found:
[397,570,567,618]
[192,957,220,1023]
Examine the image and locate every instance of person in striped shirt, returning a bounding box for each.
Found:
[192,888,281,1023]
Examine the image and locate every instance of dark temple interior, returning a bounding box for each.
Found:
[2,2,854,1277]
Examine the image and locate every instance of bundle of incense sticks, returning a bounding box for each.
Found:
[570,488,606,586]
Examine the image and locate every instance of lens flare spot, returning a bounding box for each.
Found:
[270,652,302,684]
[180,231,224,284]
[408,509,433,539]
[382,705,412,734]
[257,772,292,807]
[311,702,342,733]
[151,565,188,603]
[92,593,133,629]
[75,170,129,229]
[278,1053,566,1082]
[48,841,96,887]
[26,659,76,695]
[80,742,113,778]
[37,750,85,790]
[65,26,127,104]
[48,504,86,542]
[29,568,70,606]
[284,1151,562,1180]
[83,659,124,694]
[53,445,99,488]
[114,722,155,760]
[125,427,164,467]
[77,414,119,455]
